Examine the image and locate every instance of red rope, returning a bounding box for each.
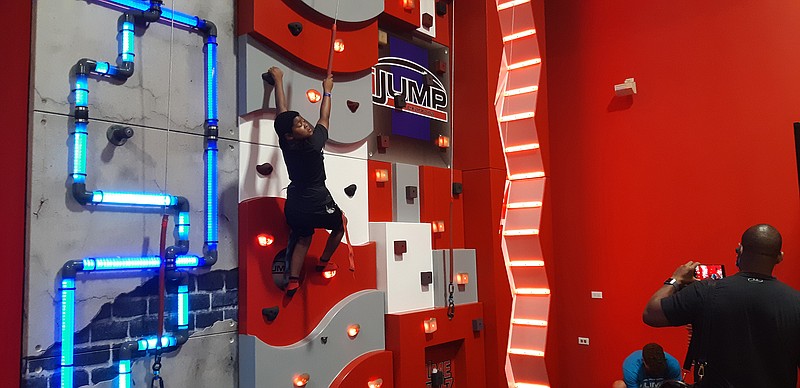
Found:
[341,212,355,272]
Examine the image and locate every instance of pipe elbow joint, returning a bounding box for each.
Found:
[72,183,93,205]
[74,58,97,75]
[175,196,190,213]
[118,341,139,359]
[200,20,217,38]
[174,330,190,346]
[61,260,83,279]
[174,240,190,255]
[116,62,134,79]
[202,248,218,267]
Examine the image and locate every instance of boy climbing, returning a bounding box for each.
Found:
[268,66,344,297]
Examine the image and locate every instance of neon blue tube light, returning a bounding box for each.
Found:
[71,122,88,183]
[205,37,218,121]
[206,141,218,244]
[120,21,135,63]
[95,61,110,74]
[177,211,190,240]
[137,335,177,351]
[161,7,200,27]
[175,255,201,267]
[104,0,149,11]
[90,191,178,207]
[118,360,132,388]
[74,75,89,107]
[60,278,75,388]
[178,284,189,329]
[81,255,202,271]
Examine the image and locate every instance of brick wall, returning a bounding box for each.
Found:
[22,268,238,388]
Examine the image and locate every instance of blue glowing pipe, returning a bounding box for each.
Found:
[90,191,178,207]
[178,284,189,330]
[161,8,200,27]
[119,21,135,63]
[74,75,89,107]
[71,122,88,183]
[95,61,110,74]
[177,211,190,241]
[137,334,178,351]
[80,255,203,271]
[118,360,132,388]
[104,0,149,11]
[60,278,76,388]
[205,37,218,122]
[206,140,218,244]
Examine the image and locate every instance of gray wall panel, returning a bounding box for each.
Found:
[299,0,383,22]
[432,249,479,307]
[392,163,420,222]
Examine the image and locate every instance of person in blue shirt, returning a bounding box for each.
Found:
[612,343,682,388]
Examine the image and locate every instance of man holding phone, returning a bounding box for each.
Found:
[642,224,800,387]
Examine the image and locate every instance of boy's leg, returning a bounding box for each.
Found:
[286,235,312,296]
[320,225,344,263]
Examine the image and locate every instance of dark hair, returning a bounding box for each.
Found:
[274,110,299,138]
[642,343,667,377]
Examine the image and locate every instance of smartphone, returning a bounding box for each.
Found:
[695,264,725,280]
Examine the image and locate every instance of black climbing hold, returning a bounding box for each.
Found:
[347,100,360,113]
[288,22,303,37]
[256,162,274,176]
[107,125,134,146]
[262,71,275,85]
[344,184,357,198]
[262,306,279,321]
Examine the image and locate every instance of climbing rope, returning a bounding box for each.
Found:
[446,0,457,320]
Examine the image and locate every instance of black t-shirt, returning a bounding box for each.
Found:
[278,123,331,208]
[661,272,800,388]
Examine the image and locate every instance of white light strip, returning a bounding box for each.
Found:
[516,383,551,388]
[497,0,531,11]
[509,171,545,180]
[509,348,546,357]
[504,86,539,97]
[503,229,539,236]
[507,201,543,209]
[509,260,545,267]
[507,58,542,70]
[503,29,536,42]
[515,288,550,295]
[512,318,548,327]
[505,143,540,153]
[499,112,535,123]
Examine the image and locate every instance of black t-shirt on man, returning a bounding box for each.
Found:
[661,272,800,388]
[278,123,332,211]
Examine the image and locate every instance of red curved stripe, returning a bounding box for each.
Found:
[238,196,378,346]
[330,350,394,388]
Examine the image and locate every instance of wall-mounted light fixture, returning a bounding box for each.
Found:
[437,135,449,148]
[256,234,274,247]
[347,324,360,338]
[431,221,445,233]
[293,373,310,387]
[423,318,438,333]
[403,0,415,11]
[375,169,389,183]
[456,273,469,285]
[368,378,384,388]
[307,89,322,103]
[334,39,345,53]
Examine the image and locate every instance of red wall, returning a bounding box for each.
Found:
[3,1,30,385]
[545,1,800,385]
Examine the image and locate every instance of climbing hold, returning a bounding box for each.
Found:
[436,1,447,16]
[256,162,273,176]
[262,306,279,321]
[288,22,303,37]
[346,100,360,113]
[262,71,275,85]
[106,125,134,146]
[344,184,357,197]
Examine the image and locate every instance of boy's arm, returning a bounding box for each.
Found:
[317,74,333,128]
[269,66,288,114]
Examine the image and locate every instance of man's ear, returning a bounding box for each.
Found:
[777,251,784,265]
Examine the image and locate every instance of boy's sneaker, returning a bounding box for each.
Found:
[286,277,300,297]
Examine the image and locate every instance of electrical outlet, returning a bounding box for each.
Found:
[591,291,603,299]
[578,337,590,346]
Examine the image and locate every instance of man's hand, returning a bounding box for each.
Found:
[672,261,700,287]
[323,74,333,93]
[269,66,284,81]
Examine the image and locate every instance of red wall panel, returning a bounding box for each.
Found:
[419,166,464,249]
[368,160,393,222]
[4,1,30,385]
[330,350,394,388]
[380,0,421,31]
[545,1,800,385]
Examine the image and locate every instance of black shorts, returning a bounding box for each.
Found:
[284,199,343,237]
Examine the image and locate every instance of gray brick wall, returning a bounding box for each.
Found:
[22,268,238,387]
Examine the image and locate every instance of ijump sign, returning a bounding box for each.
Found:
[372,57,449,122]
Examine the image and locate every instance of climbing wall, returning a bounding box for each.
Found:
[24,1,239,386]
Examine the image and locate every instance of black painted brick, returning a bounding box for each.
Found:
[75,325,91,344]
[149,295,178,314]
[197,271,225,291]
[128,315,159,338]
[211,291,237,308]
[226,268,239,290]
[125,278,158,297]
[113,298,147,318]
[91,365,119,384]
[74,345,110,367]
[50,368,89,388]
[28,356,59,372]
[195,310,223,329]
[190,294,211,310]
[23,376,48,388]
[95,304,112,320]
[187,275,197,292]
[224,309,238,322]
[91,321,128,341]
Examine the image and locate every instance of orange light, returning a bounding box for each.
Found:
[306,89,321,103]
[502,29,536,43]
[504,143,540,153]
[509,260,545,267]
[368,378,384,388]
[456,273,469,285]
[347,324,360,338]
[293,373,310,387]
[323,269,337,279]
[375,169,389,183]
[506,201,543,209]
[509,348,545,357]
[511,318,548,327]
[437,135,450,148]
[504,86,539,97]
[423,318,438,333]
[507,58,542,70]
[403,0,415,10]
[256,234,274,247]
[497,0,531,11]
[431,220,445,233]
[503,228,539,236]
[514,288,551,295]
[508,171,545,181]
[334,39,345,53]
[499,112,535,123]
[515,383,551,388]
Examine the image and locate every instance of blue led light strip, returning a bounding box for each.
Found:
[177,211,190,241]
[74,75,89,107]
[81,255,203,271]
[206,141,218,244]
[119,21,135,63]
[178,284,189,329]
[104,0,200,27]
[205,37,218,122]
[118,360,132,388]
[60,278,76,388]
[137,335,178,351]
[71,122,88,183]
[90,191,178,207]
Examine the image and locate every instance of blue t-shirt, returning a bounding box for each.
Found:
[622,350,682,388]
